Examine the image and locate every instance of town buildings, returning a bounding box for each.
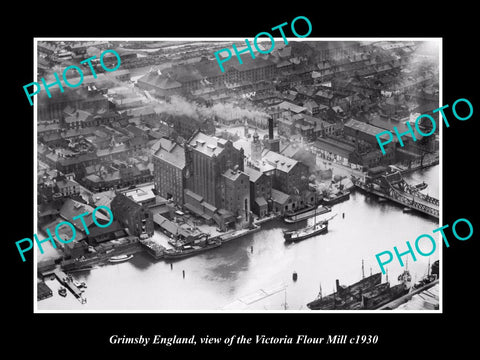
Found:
[152,138,186,206]
[244,166,272,218]
[110,193,154,237]
[183,131,249,228]
[35,39,439,261]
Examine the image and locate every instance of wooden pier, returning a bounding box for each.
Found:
[41,268,85,302]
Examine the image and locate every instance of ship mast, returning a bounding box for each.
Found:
[362,259,365,279]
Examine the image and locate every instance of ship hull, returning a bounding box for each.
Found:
[307,271,411,310]
[163,241,222,260]
[323,191,350,206]
[284,223,328,243]
[283,206,331,224]
[307,273,383,310]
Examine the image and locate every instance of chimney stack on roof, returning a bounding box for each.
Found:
[268,117,274,140]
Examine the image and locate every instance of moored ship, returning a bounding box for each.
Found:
[307,272,382,310]
[283,205,331,224]
[284,214,337,243]
[322,189,350,206]
[163,239,222,260]
[307,265,412,310]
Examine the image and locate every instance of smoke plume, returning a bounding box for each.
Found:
[154,95,269,122]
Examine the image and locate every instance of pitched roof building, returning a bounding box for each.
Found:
[110,193,154,237]
[152,139,186,206]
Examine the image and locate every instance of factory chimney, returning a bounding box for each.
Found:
[266,116,280,153]
[268,117,274,140]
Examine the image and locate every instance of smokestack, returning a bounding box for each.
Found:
[268,117,274,140]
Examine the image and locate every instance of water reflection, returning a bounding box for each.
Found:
[129,252,156,271]
[38,165,440,311]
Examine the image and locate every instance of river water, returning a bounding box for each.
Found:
[38,165,439,311]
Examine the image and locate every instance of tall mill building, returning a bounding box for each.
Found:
[184,132,249,226]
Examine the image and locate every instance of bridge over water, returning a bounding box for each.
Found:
[353,168,439,219]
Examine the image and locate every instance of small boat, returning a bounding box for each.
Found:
[58,287,67,297]
[415,181,428,191]
[108,254,134,263]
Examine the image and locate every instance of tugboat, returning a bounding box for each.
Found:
[284,214,337,243]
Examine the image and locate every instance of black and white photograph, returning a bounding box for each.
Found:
[7,6,478,355]
[33,38,441,312]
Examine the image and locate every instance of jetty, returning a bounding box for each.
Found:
[41,268,86,303]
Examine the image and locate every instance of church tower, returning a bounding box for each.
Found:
[251,129,262,162]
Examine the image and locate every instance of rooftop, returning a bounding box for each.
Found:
[261,150,298,173]
[271,188,290,204]
[111,193,145,216]
[277,101,307,114]
[188,132,233,158]
[122,187,156,204]
[244,166,264,183]
[313,137,356,159]
[154,142,186,169]
[222,168,246,182]
[344,118,391,141]
[152,137,176,153]
[137,71,182,90]
[225,56,275,72]
[59,198,109,231]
